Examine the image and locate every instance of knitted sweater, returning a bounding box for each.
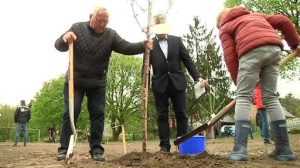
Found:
[55,21,145,87]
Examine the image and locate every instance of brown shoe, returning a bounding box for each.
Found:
[12,144,17,147]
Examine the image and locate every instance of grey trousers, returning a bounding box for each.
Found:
[235,45,286,122]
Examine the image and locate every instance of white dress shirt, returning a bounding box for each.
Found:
[157,35,168,59]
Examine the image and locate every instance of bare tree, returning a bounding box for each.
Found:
[127,0,174,151]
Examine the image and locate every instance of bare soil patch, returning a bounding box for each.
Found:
[0,134,299,168]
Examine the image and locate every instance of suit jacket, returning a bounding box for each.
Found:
[150,35,200,93]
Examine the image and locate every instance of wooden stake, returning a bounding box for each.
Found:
[122,125,127,154]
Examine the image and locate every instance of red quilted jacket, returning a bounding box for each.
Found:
[219,7,299,85]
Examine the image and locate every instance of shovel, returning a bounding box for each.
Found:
[65,43,77,164]
[174,51,297,146]
[174,100,236,145]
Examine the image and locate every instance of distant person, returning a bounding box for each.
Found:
[217,6,299,161]
[54,5,152,161]
[48,127,56,143]
[148,14,208,152]
[213,121,222,139]
[13,100,31,147]
[254,83,271,144]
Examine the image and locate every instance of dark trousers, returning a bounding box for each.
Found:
[49,133,56,143]
[59,82,106,155]
[153,79,188,149]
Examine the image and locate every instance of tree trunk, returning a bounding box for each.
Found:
[112,126,122,141]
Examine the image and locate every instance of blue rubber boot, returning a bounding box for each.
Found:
[268,120,296,161]
[228,121,251,161]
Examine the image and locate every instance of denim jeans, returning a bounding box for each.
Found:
[15,122,28,144]
[258,108,270,140]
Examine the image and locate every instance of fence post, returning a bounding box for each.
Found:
[38,130,40,142]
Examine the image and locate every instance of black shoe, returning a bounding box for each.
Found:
[160,147,170,153]
[91,153,105,161]
[264,139,271,144]
[57,151,67,161]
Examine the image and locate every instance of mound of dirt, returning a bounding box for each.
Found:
[113,151,231,168]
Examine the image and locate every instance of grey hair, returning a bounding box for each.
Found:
[153,13,166,24]
[92,5,110,16]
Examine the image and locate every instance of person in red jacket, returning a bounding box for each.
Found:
[254,83,271,144]
[216,6,300,161]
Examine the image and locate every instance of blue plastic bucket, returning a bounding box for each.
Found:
[178,135,206,155]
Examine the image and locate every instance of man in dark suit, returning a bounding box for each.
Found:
[149,14,207,152]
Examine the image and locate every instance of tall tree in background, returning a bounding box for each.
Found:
[184,16,232,126]
[30,76,66,135]
[224,0,300,80]
[0,104,15,127]
[0,104,15,141]
[106,53,144,141]
[30,76,90,138]
[279,93,300,117]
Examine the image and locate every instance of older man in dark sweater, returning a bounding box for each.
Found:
[55,5,151,161]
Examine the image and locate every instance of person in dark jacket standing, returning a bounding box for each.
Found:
[13,100,31,147]
[149,14,208,152]
[217,7,300,161]
[54,5,152,161]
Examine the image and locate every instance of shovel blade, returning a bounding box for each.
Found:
[174,123,209,146]
[66,134,76,160]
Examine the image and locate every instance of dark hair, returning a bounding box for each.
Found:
[20,100,25,105]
